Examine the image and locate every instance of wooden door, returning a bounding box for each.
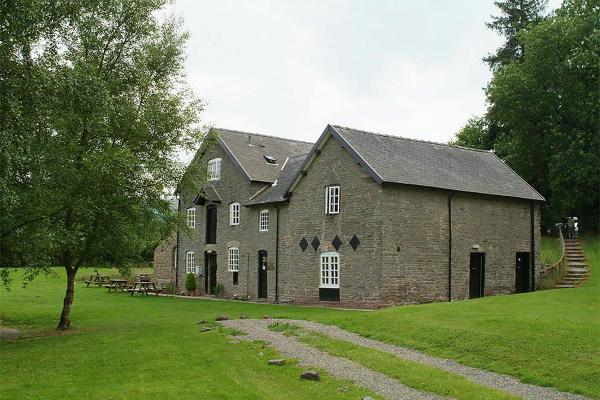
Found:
[469,252,485,299]
[515,252,531,293]
[258,251,268,299]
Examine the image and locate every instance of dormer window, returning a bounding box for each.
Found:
[207,158,221,181]
[263,154,277,164]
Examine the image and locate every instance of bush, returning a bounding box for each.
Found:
[185,273,197,295]
[214,283,224,297]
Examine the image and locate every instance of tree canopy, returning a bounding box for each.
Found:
[454,0,599,230]
[0,0,205,329]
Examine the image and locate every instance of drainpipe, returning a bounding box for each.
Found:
[275,206,280,303]
[530,202,536,292]
[175,195,180,291]
[448,191,454,302]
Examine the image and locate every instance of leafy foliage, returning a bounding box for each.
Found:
[0,0,206,328]
[483,0,548,70]
[453,0,599,230]
[184,272,197,294]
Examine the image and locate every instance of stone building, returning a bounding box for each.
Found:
[157,124,544,308]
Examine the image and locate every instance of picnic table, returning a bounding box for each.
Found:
[85,274,110,287]
[106,279,128,293]
[128,281,161,296]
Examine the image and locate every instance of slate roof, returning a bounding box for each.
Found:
[215,128,313,183]
[287,125,545,202]
[245,154,308,206]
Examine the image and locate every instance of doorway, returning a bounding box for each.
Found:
[204,252,217,294]
[258,250,268,299]
[515,252,531,293]
[206,205,217,244]
[469,252,485,299]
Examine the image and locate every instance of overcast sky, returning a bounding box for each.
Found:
[166,0,561,150]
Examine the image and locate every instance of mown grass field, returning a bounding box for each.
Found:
[1,236,598,399]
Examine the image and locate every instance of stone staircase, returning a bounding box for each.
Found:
[555,238,589,288]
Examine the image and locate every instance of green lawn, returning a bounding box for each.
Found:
[1,236,598,399]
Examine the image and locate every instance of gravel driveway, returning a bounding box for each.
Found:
[221,319,443,400]
[221,318,591,400]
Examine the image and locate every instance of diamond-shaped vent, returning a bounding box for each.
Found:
[349,235,360,251]
[332,235,343,251]
[311,237,320,251]
[299,237,308,252]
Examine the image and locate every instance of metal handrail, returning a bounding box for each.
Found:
[539,225,566,288]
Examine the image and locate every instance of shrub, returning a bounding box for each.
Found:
[214,283,224,297]
[185,273,197,295]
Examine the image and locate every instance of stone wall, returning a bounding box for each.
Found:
[153,233,176,284]
[278,135,385,307]
[379,185,542,305]
[176,143,278,300]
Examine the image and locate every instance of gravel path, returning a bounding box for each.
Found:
[221,319,443,400]
[230,319,590,400]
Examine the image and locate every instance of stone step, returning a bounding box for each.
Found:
[566,254,585,258]
[563,276,586,281]
[555,284,576,288]
[567,262,588,267]
[566,270,589,275]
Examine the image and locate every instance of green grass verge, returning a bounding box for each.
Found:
[0,267,378,400]
[300,332,519,400]
[540,235,562,265]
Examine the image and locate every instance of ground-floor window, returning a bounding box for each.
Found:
[320,252,339,288]
[186,251,195,274]
[228,247,239,272]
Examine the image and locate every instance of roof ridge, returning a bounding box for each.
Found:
[330,124,493,154]
[213,127,313,145]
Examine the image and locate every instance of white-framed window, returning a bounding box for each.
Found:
[320,252,340,288]
[186,207,196,228]
[186,251,195,274]
[230,202,240,225]
[228,247,239,271]
[207,158,221,181]
[325,185,340,214]
[259,209,269,232]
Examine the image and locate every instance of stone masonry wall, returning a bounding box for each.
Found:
[176,143,281,301]
[153,233,176,283]
[278,135,385,307]
[380,185,542,304]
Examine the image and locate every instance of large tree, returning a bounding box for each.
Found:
[0,0,203,329]
[487,0,600,229]
[483,0,549,70]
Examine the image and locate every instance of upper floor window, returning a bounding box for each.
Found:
[259,209,269,232]
[325,185,340,214]
[186,208,196,228]
[228,247,239,271]
[320,252,339,288]
[230,202,240,225]
[207,158,221,181]
[186,251,195,274]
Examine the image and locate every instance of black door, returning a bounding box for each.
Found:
[204,253,217,294]
[206,205,217,244]
[469,252,485,299]
[258,250,267,299]
[515,252,531,293]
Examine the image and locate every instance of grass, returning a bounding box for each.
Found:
[540,235,562,265]
[300,332,519,400]
[0,267,379,400]
[1,236,598,399]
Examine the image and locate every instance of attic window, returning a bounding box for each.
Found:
[263,155,277,164]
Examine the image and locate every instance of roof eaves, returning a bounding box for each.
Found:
[488,151,546,202]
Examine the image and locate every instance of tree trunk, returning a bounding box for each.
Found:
[57,266,77,330]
